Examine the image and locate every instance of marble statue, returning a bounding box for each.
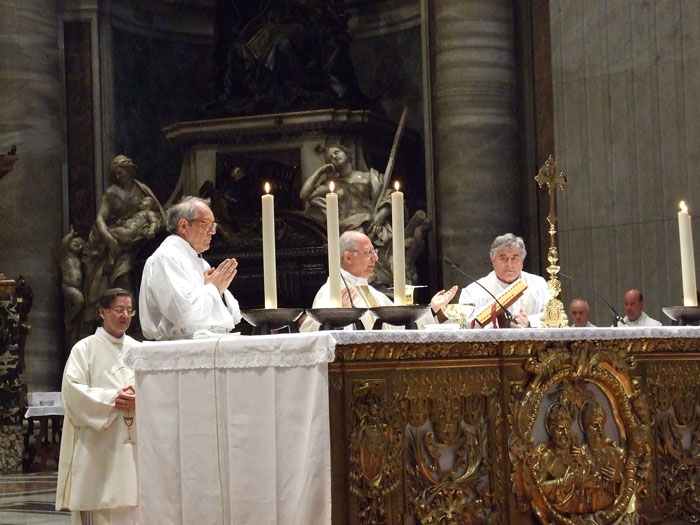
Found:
[300,145,429,288]
[60,227,86,348]
[78,155,165,336]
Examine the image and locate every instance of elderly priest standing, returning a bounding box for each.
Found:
[300,230,458,331]
[458,233,550,328]
[139,196,241,340]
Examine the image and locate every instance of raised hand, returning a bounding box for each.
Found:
[204,258,238,295]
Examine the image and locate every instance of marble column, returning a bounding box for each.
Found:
[0,0,65,390]
[426,0,520,286]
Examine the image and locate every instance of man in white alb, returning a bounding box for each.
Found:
[56,288,138,525]
[300,230,458,331]
[139,196,241,340]
[620,289,662,327]
[569,298,596,327]
[458,233,550,328]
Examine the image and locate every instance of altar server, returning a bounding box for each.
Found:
[458,233,550,328]
[139,196,241,340]
[620,289,662,327]
[56,288,138,525]
[300,230,457,331]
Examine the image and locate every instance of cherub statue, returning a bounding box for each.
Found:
[60,227,85,347]
[109,196,163,245]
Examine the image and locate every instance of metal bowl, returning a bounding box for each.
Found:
[241,308,304,330]
[305,307,367,330]
[662,306,700,325]
[369,305,431,329]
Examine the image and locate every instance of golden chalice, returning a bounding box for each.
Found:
[443,303,475,329]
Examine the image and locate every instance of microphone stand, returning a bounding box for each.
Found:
[558,272,626,326]
[340,274,356,308]
[443,257,519,327]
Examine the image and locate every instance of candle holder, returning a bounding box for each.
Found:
[370,305,431,330]
[241,308,304,335]
[305,307,367,331]
[662,306,700,326]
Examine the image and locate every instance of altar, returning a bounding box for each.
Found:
[125,326,700,524]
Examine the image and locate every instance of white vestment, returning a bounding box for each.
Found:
[300,268,435,331]
[56,328,138,518]
[571,321,596,327]
[622,311,662,327]
[458,270,550,328]
[139,235,242,340]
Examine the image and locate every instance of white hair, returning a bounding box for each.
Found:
[489,233,527,259]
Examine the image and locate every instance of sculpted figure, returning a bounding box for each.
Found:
[578,401,624,511]
[301,145,428,287]
[60,228,86,347]
[80,156,164,333]
[532,404,593,514]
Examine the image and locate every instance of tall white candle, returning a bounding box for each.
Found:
[678,201,697,306]
[326,181,342,307]
[392,181,406,305]
[262,182,277,309]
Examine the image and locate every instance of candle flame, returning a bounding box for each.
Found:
[394,181,400,191]
[264,182,270,194]
[680,200,688,213]
[329,181,335,192]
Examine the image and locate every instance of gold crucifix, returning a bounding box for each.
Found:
[535,155,568,328]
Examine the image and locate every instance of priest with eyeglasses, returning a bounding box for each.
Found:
[300,230,458,331]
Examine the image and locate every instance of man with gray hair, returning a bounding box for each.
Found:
[458,233,550,328]
[300,230,457,331]
[139,196,241,340]
[569,298,596,327]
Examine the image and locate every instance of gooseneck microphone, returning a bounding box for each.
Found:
[558,272,626,326]
[340,273,357,308]
[443,257,518,327]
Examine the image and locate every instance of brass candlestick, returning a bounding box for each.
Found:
[535,155,568,328]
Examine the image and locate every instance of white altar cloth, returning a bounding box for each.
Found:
[123,332,336,525]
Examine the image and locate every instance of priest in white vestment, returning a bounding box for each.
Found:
[620,289,662,326]
[139,196,241,340]
[300,230,458,331]
[56,288,139,525]
[458,233,550,328]
[569,298,596,327]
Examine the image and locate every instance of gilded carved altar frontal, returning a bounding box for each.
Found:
[329,330,700,524]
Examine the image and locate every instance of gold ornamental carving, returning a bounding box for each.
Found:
[648,363,700,522]
[394,369,506,524]
[509,342,651,524]
[535,155,568,328]
[349,379,402,524]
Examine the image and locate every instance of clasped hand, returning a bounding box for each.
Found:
[116,385,135,412]
[204,258,238,294]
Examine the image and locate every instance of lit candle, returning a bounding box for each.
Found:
[678,201,697,306]
[392,181,406,305]
[262,183,277,309]
[326,181,342,307]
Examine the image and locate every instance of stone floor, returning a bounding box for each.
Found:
[0,472,69,524]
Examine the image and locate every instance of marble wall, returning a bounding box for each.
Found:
[551,0,700,325]
[0,0,65,391]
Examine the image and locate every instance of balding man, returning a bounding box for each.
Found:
[139,196,242,340]
[621,289,661,327]
[300,230,458,331]
[569,298,595,327]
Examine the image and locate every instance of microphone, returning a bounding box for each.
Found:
[443,257,518,327]
[340,273,356,308]
[558,272,626,326]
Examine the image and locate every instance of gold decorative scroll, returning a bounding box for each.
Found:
[535,155,568,328]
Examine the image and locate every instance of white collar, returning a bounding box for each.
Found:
[340,267,368,287]
[96,326,126,344]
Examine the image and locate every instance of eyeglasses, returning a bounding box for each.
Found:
[352,248,379,257]
[190,218,218,232]
[108,306,136,317]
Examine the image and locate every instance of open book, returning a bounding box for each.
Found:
[474,280,528,327]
